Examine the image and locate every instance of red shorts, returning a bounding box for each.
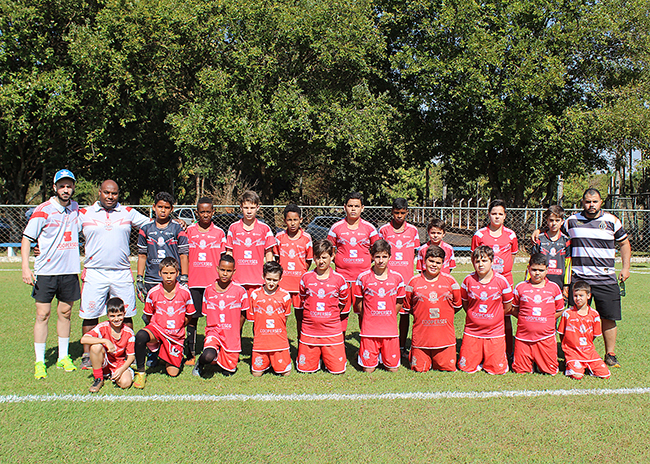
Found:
[204,333,240,372]
[565,358,611,379]
[410,345,457,372]
[144,324,184,368]
[251,349,292,374]
[358,337,400,369]
[513,337,558,375]
[458,334,508,375]
[297,342,346,374]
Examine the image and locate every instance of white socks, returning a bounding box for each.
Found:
[58,337,69,360]
[34,343,46,363]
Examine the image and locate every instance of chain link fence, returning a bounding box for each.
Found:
[2,203,648,257]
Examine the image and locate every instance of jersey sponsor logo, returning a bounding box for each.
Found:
[378,301,386,310]
[549,259,557,268]
[478,304,488,313]
[244,250,253,259]
[266,319,275,328]
[157,249,166,259]
[63,231,72,242]
[288,262,296,271]
[198,252,207,261]
[316,302,325,311]
[167,320,176,329]
[350,249,358,258]
[395,252,403,261]
[429,307,440,318]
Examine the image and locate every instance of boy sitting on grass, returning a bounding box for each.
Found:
[557,281,611,380]
[80,297,135,393]
[248,261,292,376]
[134,257,195,388]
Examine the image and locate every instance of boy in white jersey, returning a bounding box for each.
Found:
[22,169,80,379]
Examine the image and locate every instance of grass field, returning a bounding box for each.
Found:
[1,261,649,463]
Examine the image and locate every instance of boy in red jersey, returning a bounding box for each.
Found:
[247,261,293,376]
[193,255,250,377]
[184,197,226,365]
[297,240,349,374]
[274,204,313,340]
[80,297,135,393]
[557,281,611,379]
[328,192,379,336]
[471,199,518,358]
[404,246,462,372]
[133,257,195,388]
[458,246,513,375]
[379,198,420,357]
[354,240,405,372]
[417,218,455,274]
[512,254,564,375]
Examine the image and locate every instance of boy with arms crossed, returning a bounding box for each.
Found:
[404,246,462,372]
[459,246,514,375]
[511,254,564,375]
[557,281,611,380]
[274,204,313,340]
[417,218,455,274]
[247,262,293,376]
[378,198,420,356]
[354,240,406,373]
[328,192,379,336]
[193,255,250,377]
[297,240,349,374]
[134,257,195,388]
[80,297,135,392]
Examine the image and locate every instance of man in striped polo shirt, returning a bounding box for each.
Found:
[562,188,630,368]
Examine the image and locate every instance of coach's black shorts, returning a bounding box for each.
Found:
[32,274,81,304]
[190,287,206,317]
[569,282,621,321]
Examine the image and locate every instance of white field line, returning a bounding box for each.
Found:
[1,387,649,404]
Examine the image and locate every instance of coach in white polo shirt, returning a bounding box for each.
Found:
[78,179,151,369]
[22,169,81,379]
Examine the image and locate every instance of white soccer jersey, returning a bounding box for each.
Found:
[80,202,150,270]
[23,197,80,276]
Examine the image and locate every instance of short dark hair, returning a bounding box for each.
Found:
[284,204,302,218]
[313,239,334,258]
[219,254,236,266]
[154,191,174,206]
[573,280,591,294]
[106,297,125,314]
[159,256,179,271]
[197,196,213,207]
[263,261,283,278]
[345,192,364,206]
[528,253,548,267]
[391,198,408,210]
[583,188,601,199]
[546,205,564,220]
[370,239,391,256]
[427,218,446,232]
[488,199,507,213]
[425,245,446,261]
[240,190,260,205]
[472,245,494,262]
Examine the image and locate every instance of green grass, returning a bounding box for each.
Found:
[1,262,649,463]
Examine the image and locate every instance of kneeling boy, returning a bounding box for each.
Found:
[80,297,135,393]
[134,257,195,388]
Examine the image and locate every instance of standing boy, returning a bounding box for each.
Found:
[379,198,420,356]
[511,254,564,375]
[417,218,455,274]
[404,246,462,372]
[274,204,313,340]
[531,205,570,297]
[458,246,513,375]
[247,261,293,376]
[22,169,80,378]
[354,240,406,373]
[557,281,611,379]
[328,192,379,336]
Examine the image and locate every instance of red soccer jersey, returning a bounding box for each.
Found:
[274,229,313,293]
[557,307,603,361]
[513,280,564,342]
[247,287,292,351]
[416,241,456,274]
[460,272,513,338]
[327,219,379,282]
[404,273,462,349]
[226,219,276,286]
[298,270,349,338]
[87,321,135,368]
[471,227,519,283]
[378,222,420,283]
[187,223,226,288]
[202,282,249,352]
[353,269,405,338]
[144,284,195,340]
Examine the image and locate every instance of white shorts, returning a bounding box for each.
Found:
[79,268,137,319]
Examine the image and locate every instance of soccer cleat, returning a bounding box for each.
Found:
[34,361,47,379]
[56,356,77,372]
[133,372,146,389]
[89,377,104,393]
[81,355,92,370]
[184,356,196,366]
[605,353,621,368]
[192,362,203,378]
